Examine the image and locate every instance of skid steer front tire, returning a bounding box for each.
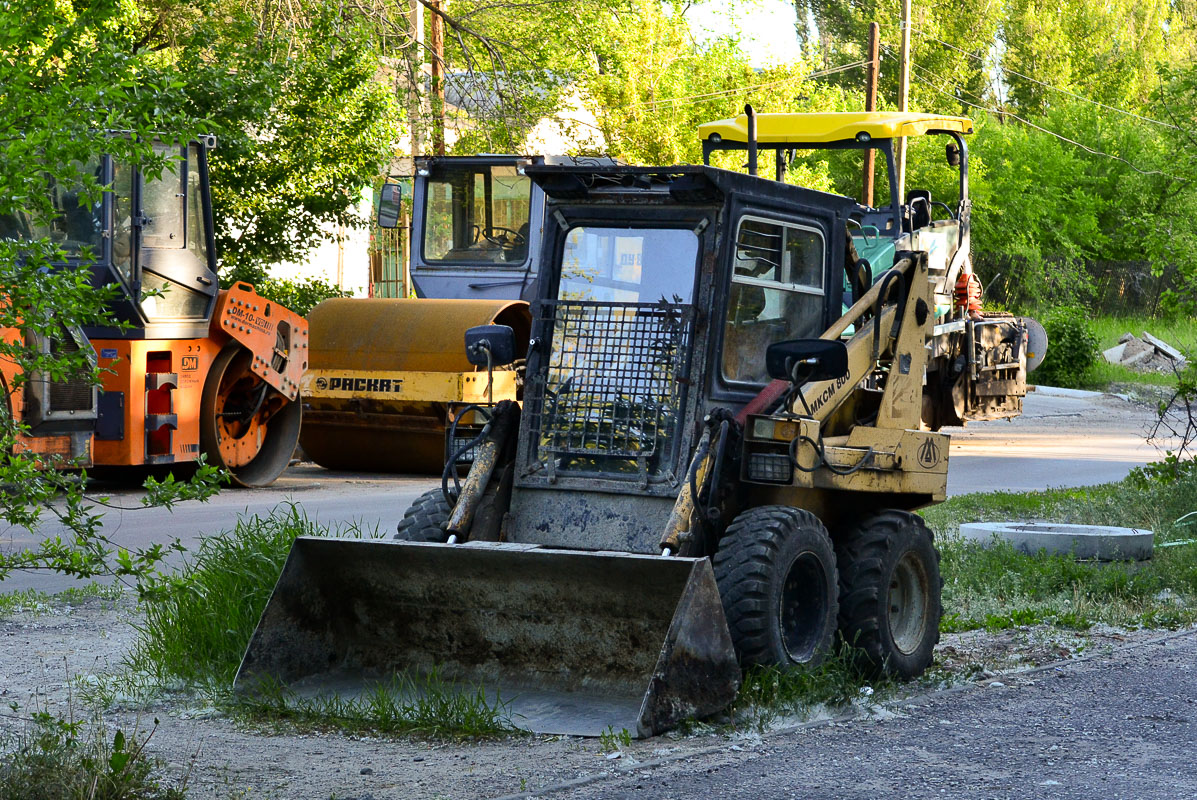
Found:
[394,488,452,542]
[713,505,838,669]
[837,510,942,679]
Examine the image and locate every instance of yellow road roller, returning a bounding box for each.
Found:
[298,155,547,473]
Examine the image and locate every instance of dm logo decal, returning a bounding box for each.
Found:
[916,438,941,469]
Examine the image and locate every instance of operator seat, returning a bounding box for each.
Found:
[509,222,531,262]
[905,189,932,232]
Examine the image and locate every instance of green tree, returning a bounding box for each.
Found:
[791,0,1002,114]
[1000,0,1190,116]
[125,1,402,287]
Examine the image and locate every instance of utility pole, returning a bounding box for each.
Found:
[896,0,911,200]
[862,21,880,207]
[429,0,446,156]
[408,0,424,158]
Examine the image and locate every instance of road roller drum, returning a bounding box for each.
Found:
[299,298,530,473]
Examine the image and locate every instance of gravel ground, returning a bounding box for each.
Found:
[2,595,1191,799]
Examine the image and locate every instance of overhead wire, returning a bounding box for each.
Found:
[907,24,1180,131]
[886,49,1184,181]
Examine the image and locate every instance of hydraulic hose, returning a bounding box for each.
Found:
[789,433,876,477]
[441,403,494,507]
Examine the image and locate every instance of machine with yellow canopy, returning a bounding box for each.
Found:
[700,108,1042,428]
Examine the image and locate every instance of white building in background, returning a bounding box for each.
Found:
[265,81,606,297]
[270,186,376,297]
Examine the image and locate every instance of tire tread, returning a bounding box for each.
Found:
[714,505,838,667]
[394,488,451,542]
[836,510,942,679]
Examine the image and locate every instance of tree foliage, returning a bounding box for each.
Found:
[118,0,402,287]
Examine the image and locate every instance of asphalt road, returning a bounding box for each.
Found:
[529,628,1197,800]
[944,387,1164,495]
[0,388,1166,595]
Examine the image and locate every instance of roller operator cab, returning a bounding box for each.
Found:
[0,138,307,486]
[406,155,543,301]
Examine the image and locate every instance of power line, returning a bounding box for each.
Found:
[893,52,1184,181]
[630,60,869,110]
[907,25,1179,131]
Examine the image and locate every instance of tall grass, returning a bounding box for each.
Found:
[1088,315,1197,355]
[731,645,893,730]
[924,464,1197,633]
[128,505,370,689]
[125,507,516,739]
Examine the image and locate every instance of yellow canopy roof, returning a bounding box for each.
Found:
[698,112,974,144]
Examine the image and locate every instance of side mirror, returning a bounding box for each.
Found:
[945,143,961,167]
[465,324,516,367]
[377,182,402,229]
[766,339,849,385]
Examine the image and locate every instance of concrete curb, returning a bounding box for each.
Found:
[1028,385,1104,399]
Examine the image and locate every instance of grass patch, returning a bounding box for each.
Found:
[0,582,124,616]
[730,644,892,730]
[924,466,1197,634]
[0,708,188,799]
[127,504,371,691]
[233,670,515,739]
[1088,315,1197,355]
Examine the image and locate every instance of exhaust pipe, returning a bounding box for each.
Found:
[746,104,758,177]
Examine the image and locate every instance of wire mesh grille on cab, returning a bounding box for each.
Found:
[526,299,693,482]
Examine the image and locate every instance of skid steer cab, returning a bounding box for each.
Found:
[0,137,307,486]
[238,146,962,737]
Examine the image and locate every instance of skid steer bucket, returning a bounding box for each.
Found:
[235,538,741,737]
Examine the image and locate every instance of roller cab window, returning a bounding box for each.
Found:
[423,165,532,266]
[137,143,217,323]
[722,215,825,385]
[0,156,105,256]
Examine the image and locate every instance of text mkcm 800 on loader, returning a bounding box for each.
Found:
[237,112,1029,737]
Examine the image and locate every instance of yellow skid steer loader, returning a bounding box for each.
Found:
[237,112,1040,737]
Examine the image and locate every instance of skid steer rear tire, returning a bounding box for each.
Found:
[713,505,838,669]
[393,488,452,542]
[837,510,942,679]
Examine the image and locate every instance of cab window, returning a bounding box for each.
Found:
[423,165,532,265]
[722,215,825,385]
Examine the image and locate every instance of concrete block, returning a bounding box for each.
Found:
[1103,343,1127,364]
[1142,331,1187,364]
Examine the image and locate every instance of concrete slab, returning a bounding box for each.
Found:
[1102,342,1128,364]
[1143,331,1187,364]
[960,521,1154,560]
